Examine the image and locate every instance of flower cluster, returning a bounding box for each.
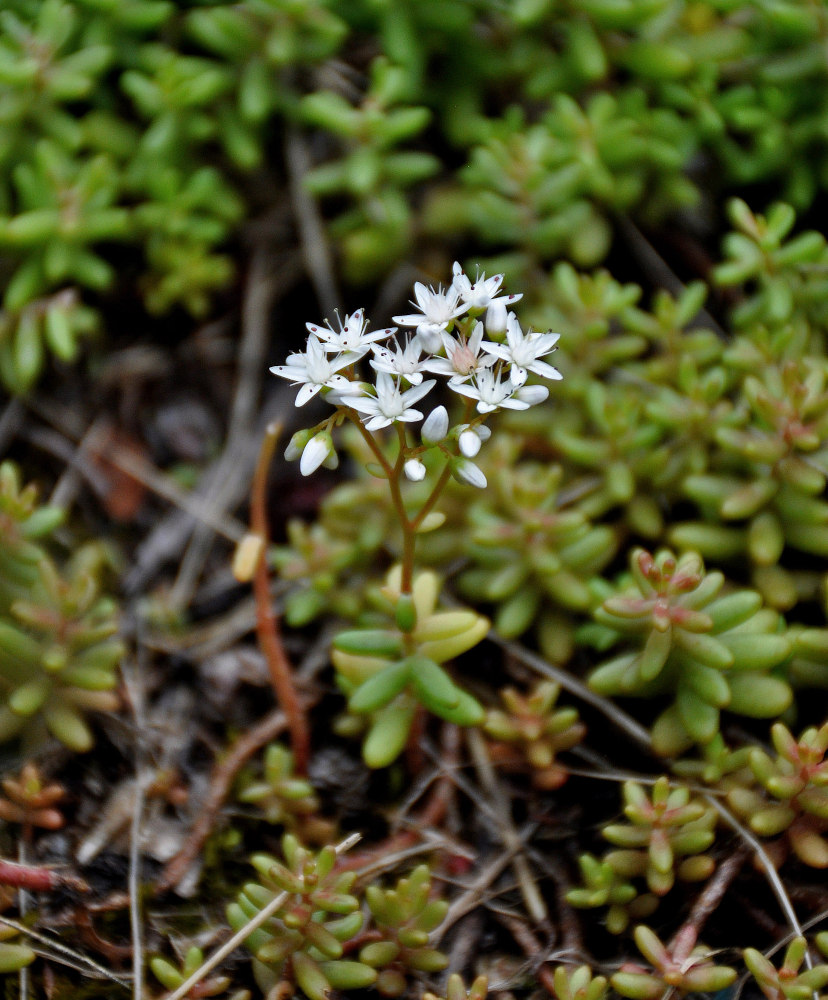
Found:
[271,263,561,485]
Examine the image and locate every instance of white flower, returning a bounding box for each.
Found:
[307,309,394,357]
[482,313,562,387]
[452,457,487,489]
[451,261,523,312]
[393,280,467,352]
[421,322,496,384]
[348,372,437,430]
[451,368,549,413]
[404,459,427,482]
[300,430,335,476]
[270,335,359,406]
[421,405,449,444]
[369,336,424,385]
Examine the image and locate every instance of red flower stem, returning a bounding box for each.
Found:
[251,423,310,775]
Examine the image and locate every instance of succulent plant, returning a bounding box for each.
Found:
[728,722,828,868]
[567,777,716,934]
[300,56,439,282]
[599,777,716,896]
[484,680,585,789]
[715,200,828,333]
[566,853,656,936]
[423,973,489,1000]
[227,833,377,1000]
[550,964,609,1000]
[744,935,828,1000]
[237,742,320,830]
[359,865,449,996]
[0,544,123,751]
[611,925,737,1000]
[585,547,792,755]
[455,437,616,659]
[0,462,64,602]
[0,919,35,976]
[150,944,251,999]
[0,761,66,830]
[332,566,487,768]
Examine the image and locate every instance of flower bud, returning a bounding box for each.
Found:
[451,458,487,489]
[404,459,427,481]
[300,430,334,476]
[284,427,315,462]
[458,427,482,457]
[422,405,449,444]
[485,298,508,337]
[515,384,549,406]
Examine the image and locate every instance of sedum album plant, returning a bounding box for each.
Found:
[271,262,563,767]
[583,547,793,756]
[0,461,123,751]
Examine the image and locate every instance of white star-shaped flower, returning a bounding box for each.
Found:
[451,368,549,413]
[451,261,523,312]
[420,322,496,384]
[270,335,359,406]
[482,313,562,386]
[393,280,468,352]
[348,373,437,430]
[306,309,394,357]
[369,336,425,385]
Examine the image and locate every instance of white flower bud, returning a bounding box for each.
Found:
[284,427,314,462]
[300,430,334,476]
[458,428,481,457]
[515,384,549,407]
[404,459,427,482]
[452,458,487,489]
[485,298,508,337]
[422,405,449,444]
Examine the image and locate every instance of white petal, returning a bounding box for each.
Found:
[295,383,322,406]
[529,360,563,380]
[509,365,528,387]
[399,378,436,408]
[393,312,427,327]
[416,326,444,353]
